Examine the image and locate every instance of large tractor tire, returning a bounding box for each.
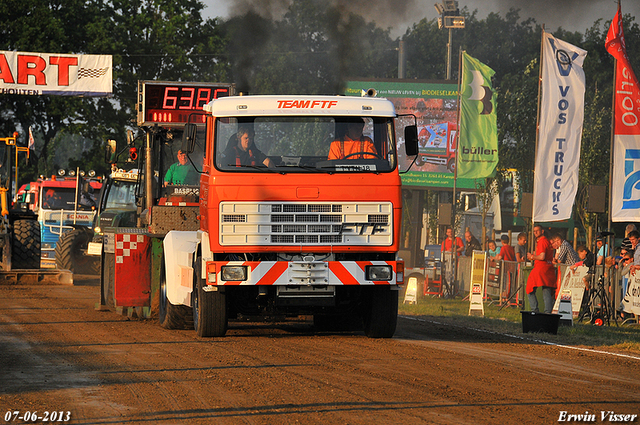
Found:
[159,256,193,330]
[12,220,41,269]
[192,257,227,337]
[55,228,100,274]
[362,287,398,338]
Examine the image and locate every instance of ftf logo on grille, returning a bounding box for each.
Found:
[622,149,640,210]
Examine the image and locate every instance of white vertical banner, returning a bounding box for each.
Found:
[533,32,587,222]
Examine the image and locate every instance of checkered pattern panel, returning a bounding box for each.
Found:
[115,234,146,264]
[78,67,110,79]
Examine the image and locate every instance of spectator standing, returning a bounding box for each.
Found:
[441,227,464,256]
[595,237,609,266]
[526,225,557,313]
[570,245,595,291]
[628,230,640,275]
[487,240,499,259]
[464,231,482,257]
[620,224,636,257]
[496,235,515,261]
[550,233,580,266]
[515,232,528,263]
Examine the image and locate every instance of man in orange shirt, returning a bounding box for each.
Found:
[328,119,378,160]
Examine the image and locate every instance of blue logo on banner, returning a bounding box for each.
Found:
[548,38,579,77]
[623,149,640,209]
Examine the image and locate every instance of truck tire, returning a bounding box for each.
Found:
[158,257,193,330]
[362,287,398,338]
[55,228,100,274]
[446,158,456,172]
[12,220,41,269]
[192,257,227,337]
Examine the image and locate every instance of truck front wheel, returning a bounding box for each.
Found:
[192,256,227,337]
[362,287,398,338]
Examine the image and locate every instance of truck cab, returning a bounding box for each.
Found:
[38,176,101,268]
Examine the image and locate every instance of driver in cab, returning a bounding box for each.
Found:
[223,126,273,168]
[328,119,378,160]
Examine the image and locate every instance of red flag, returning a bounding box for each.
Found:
[607,5,640,222]
[605,5,640,135]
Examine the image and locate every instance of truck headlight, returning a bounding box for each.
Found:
[365,265,392,281]
[221,266,247,281]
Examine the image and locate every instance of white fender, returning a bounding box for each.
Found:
[199,230,212,281]
[163,230,200,307]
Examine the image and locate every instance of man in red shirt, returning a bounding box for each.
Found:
[526,225,557,313]
[441,227,464,256]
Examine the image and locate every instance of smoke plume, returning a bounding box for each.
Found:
[227,0,422,34]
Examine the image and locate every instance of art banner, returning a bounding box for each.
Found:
[606,6,640,221]
[458,52,498,179]
[0,50,112,97]
[552,266,587,317]
[532,32,587,222]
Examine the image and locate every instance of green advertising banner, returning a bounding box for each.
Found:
[458,52,498,179]
[344,80,480,189]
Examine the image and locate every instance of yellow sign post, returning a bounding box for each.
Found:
[469,250,486,316]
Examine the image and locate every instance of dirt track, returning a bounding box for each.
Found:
[1,279,639,424]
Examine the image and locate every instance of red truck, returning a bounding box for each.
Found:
[99,87,419,338]
[415,122,457,172]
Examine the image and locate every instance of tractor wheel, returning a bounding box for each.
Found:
[158,256,193,330]
[192,256,227,337]
[362,287,398,338]
[55,228,100,274]
[12,220,40,269]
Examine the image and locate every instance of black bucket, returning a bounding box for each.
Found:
[521,311,561,335]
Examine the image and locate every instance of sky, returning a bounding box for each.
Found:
[200,0,638,37]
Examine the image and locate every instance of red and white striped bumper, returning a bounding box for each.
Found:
[205,260,404,286]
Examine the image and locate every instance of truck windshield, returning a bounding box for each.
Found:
[104,179,137,210]
[215,116,397,173]
[41,187,98,211]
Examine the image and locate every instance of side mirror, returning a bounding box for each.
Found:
[404,125,419,156]
[182,123,198,154]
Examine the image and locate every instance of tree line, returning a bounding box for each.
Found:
[0,0,638,223]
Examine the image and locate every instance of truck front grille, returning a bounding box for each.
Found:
[219,202,392,246]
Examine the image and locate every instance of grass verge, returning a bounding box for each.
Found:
[399,296,640,354]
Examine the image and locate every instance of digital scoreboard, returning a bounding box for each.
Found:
[137,81,235,127]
